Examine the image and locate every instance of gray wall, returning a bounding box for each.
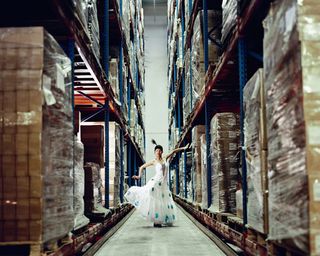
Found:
[143,3,168,181]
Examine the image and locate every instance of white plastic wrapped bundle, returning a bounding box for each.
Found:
[74,138,90,230]
[264,0,320,253]
[192,126,206,204]
[210,113,240,213]
[221,0,237,44]
[200,135,208,209]
[243,69,268,234]
[109,58,119,101]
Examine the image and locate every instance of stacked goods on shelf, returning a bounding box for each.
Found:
[74,138,90,230]
[191,125,206,204]
[264,0,320,253]
[109,122,121,207]
[210,113,240,213]
[221,0,237,44]
[81,125,104,167]
[176,20,183,69]
[243,69,268,234]
[122,0,130,48]
[87,0,100,61]
[191,10,222,108]
[84,162,109,216]
[0,27,74,242]
[72,0,89,34]
[183,49,191,125]
[123,65,129,122]
[179,152,192,199]
[179,155,184,198]
[236,189,243,218]
[200,135,208,208]
[72,0,100,60]
[109,58,120,102]
[130,99,138,139]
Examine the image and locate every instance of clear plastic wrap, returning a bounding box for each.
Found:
[200,134,208,209]
[109,58,120,101]
[264,0,320,253]
[0,27,74,242]
[108,122,121,208]
[236,189,243,219]
[74,137,90,230]
[221,0,237,43]
[209,113,240,213]
[192,126,206,204]
[122,0,130,48]
[191,10,221,106]
[243,69,268,234]
[72,0,100,60]
[87,0,100,61]
[84,162,109,215]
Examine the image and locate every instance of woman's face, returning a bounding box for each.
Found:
[155,148,163,158]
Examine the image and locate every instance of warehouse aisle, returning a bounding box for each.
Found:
[94,207,226,256]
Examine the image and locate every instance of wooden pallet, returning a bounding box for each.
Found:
[0,234,73,256]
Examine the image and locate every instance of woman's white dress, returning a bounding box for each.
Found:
[124,162,177,225]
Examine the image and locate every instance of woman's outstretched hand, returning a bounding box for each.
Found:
[132,175,141,180]
[183,143,191,150]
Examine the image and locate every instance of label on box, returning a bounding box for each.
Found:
[307,125,320,145]
[227,118,236,126]
[228,131,237,138]
[229,143,237,151]
[43,75,56,106]
[56,63,65,92]
[316,234,320,253]
[313,181,320,201]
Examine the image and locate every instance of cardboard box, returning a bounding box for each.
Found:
[1,155,15,177]
[29,220,42,241]
[16,199,30,220]
[17,221,29,241]
[29,198,42,220]
[16,155,28,177]
[3,221,15,242]
[28,154,41,176]
[3,177,16,199]
[16,133,28,155]
[17,176,29,198]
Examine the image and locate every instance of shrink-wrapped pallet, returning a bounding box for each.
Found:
[264,0,320,253]
[210,113,240,213]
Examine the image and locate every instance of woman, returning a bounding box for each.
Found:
[124,140,189,227]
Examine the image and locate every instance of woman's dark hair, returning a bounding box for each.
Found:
[151,139,163,152]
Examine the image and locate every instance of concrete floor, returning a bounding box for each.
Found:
[94,206,226,256]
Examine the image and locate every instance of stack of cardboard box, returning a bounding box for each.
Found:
[210,113,240,213]
[191,125,206,204]
[0,27,74,242]
[81,125,104,167]
[191,10,221,107]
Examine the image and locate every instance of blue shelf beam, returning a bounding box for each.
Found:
[184,146,187,199]
[102,0,110,78]
[120,130,124,203]
[238,37,248,227]
[104,100,110,209]
[128,142,132,187]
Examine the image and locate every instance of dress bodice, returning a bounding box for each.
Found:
[154,162,167,178]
